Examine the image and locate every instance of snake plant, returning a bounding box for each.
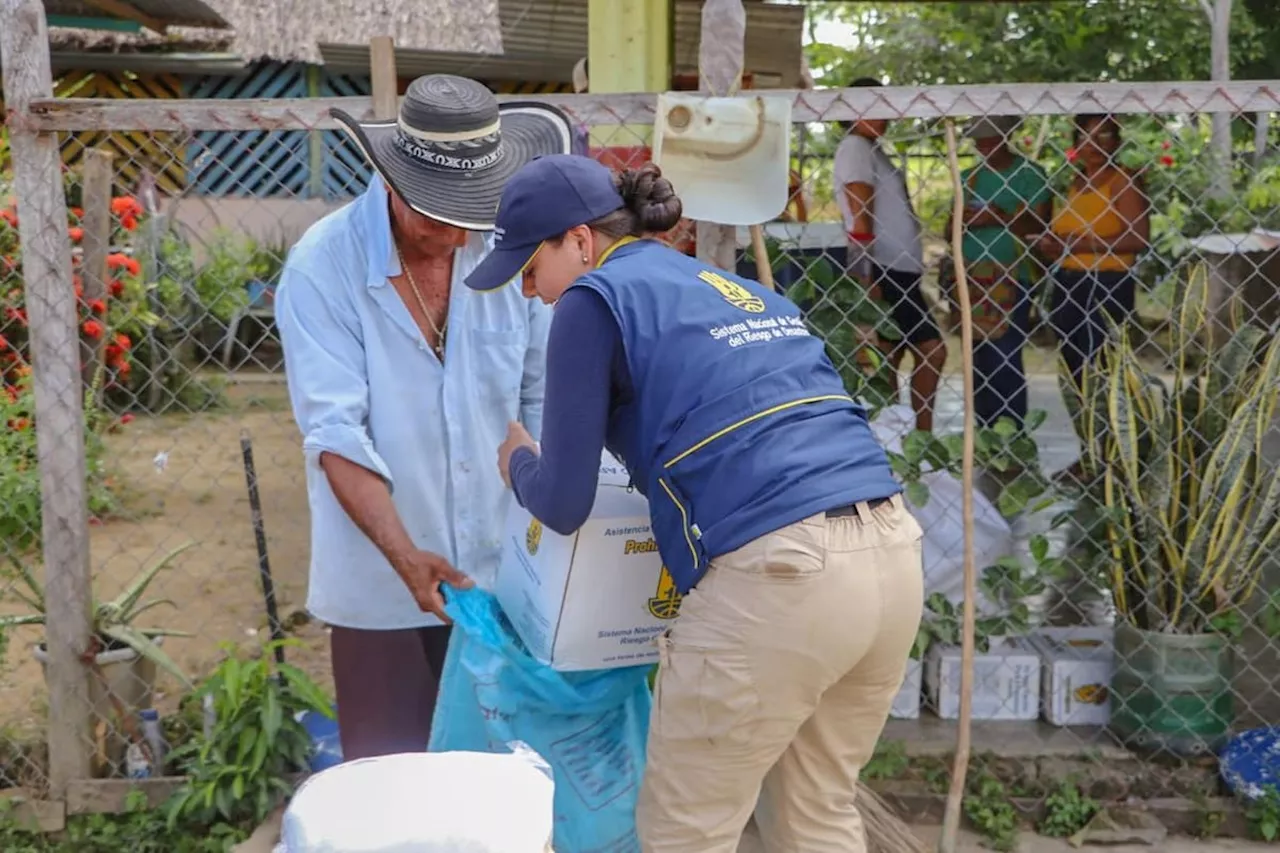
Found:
[2,541,195,686]
[1062,265,1280,635]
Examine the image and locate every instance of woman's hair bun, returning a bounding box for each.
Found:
[615,162,684,233]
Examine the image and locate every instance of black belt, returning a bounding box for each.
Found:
[827,496,892,519]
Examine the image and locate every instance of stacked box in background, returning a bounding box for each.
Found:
[924,639,1042,721]
[890,659,924,720]
[1028,626,1114,726]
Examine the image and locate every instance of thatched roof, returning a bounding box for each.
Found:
[48,0,502,62]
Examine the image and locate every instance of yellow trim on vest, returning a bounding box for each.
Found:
[595,235,640,268]
[663,394,855,469]
[658,478,700,568]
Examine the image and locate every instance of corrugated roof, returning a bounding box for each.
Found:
[45,0,804,84]
[47,0,501,62]
[322,0,805,87]
[45,0,229,29]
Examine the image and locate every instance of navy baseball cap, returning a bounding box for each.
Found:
[465,154,625,292]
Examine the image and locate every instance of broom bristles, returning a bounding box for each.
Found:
[859,781,928,853]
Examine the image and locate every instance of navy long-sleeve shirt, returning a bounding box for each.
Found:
[508,287,633,534]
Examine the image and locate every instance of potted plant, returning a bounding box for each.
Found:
[1062,265,1280,756]
[2,542,195,774]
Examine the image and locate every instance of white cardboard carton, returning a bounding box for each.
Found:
[1029,626,1114,726]
[889,659,924,720]
[925,639,1041,721]
[493,455,682,672]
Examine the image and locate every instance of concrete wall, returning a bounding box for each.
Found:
[166,196,352,257]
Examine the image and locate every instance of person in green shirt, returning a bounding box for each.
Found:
[946,115,1052,427]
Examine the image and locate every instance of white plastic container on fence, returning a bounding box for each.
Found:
[889,658,924,720]
[1029,625,1115,727]
[277,748,555,853]
[925,638,1041,721]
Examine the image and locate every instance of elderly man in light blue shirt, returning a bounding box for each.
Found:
[275,75,574,761]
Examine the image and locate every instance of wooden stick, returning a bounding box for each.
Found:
[19,81,1280,133]
[369,36,398,121]
[750,224,774,290]
[79,148,113,396]
[938,118,978,853]
[1,0,95,795]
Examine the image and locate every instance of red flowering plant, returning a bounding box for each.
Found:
[0,188,141,547]
[0,195,150,396]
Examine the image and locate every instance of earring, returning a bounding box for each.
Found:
[581,254,590,264]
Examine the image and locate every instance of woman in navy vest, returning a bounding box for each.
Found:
[467,155,924,853]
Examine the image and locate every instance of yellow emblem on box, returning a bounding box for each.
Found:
[1073,684,1108,705]
[526,518,542,556]
[697,270,766,314]
[647,565,683,620]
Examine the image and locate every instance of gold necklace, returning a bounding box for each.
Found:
[395,244,448,361]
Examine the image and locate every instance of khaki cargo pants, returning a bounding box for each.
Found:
[637,495,924,853]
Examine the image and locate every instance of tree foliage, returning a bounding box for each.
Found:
[806,0,1272,86]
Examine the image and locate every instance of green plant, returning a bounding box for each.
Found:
[1064,264,1280,635]
[924,593,1004,653]
[0,789,247,852]
[964,774,1020,851]
[167,640,333,831]
[887,411,1054,518]
[1038,781,1099,838]
[0,542,194,683]
[1245,786,1280,842]
[862,739,910,781]
[783,251,903,415]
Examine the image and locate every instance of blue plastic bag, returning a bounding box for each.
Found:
[429,587,652,853]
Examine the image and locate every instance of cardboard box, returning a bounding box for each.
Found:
[890,659,924,720]
[1029,626,1114,726]
[493,456,682,672]
[924,639,1041,721]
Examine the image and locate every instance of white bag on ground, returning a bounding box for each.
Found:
[870,405,1011,608]
[277,748,555,853]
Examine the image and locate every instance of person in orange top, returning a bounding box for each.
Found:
[1035,114,1150,382]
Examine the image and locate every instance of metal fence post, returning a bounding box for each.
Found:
[0,0,95,795]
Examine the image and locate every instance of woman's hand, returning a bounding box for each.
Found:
[497,420,538,489]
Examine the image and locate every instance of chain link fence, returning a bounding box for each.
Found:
[3,79,1280,835]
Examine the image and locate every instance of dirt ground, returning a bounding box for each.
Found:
[0,346,1070,740]
[0,377,333,738]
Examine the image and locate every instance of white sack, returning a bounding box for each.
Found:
[870,405,1012,609]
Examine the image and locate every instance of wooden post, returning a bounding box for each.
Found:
[939,119,978,853]
[1201,0,1233,200]
[369,36,398,121]
[695,0,746,271]
[0,0,95,795]
[79,148,113,394]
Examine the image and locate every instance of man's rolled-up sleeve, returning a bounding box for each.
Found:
[275,262,394,489]
[519,295,553,441]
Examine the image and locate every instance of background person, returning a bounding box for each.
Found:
[470,155,924,853]
[275,75,572,761]
[834,76,947,432]
[1037,113,1150,385]
[946,115,1052,428]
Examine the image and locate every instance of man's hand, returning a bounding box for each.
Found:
[498,420,538,489]
[392,549,473,621]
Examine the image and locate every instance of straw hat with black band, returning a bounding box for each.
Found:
[331,74,575,231]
